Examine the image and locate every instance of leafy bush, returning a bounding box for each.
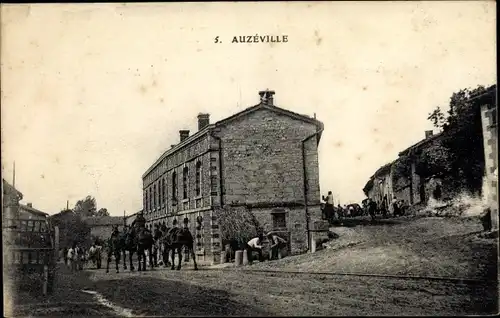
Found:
[415,141,453,178]
[216,206,262,249]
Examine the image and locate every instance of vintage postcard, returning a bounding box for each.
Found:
[1,1,497,316]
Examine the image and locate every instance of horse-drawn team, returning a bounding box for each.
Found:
[63,211,198,274]
[65,210,290,273]
[105,211,198,273]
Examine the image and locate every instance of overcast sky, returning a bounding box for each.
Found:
[1,2,496,216]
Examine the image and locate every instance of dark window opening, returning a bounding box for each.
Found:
[272,213,286,229]
[149,188,152,211]
[162,178,166,206]
[183,167,189,199]
[195,161,202,196]
[153,184,157,208]
[172,172,178,204]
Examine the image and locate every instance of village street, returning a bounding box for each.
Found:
[7,213,497,317]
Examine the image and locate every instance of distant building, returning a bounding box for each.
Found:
[83,216,124,241]
[363,161,394,206]
[142,90,326,264]
[363,84,497,223]
[125,211,139,226]
[19,203,49,221]
[396,131,445,205]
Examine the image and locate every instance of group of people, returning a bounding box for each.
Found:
[62,243,85,272]
[322,191,408,223]
[241,232,288,264]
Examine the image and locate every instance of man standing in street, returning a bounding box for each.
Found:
[322,191,335,223]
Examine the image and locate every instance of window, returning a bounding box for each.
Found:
[183,167,189,199]
[195,161,202,196]
[172,171,178,203]
[149,187,152,212]
[162,178,166,206]
[145,190,149,212]
[492,109,497,126]
[158,181,161,206]
[153,184,157,208]
[272,212,286,229]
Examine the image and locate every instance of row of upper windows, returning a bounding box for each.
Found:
[143,162,204,211]
[144,138,209,184]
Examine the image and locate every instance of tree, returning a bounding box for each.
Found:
[427,106,447,129]
[73,196,97,217]
[96,208,109,217]
[415,141,453,178]
[216,206,263,250]
[427,85,490,194]
[50,209,91,248]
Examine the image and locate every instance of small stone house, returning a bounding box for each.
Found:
[84,216,125,241]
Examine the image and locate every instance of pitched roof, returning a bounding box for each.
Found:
[19,204,49,217]
[83,216,124,226]
[373,161,394,178]
[143,101,324,178]
[49,209,74,219]
[2,179,23,200]
[398,132,443,157]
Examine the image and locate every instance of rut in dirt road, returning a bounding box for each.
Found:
[81,290,136,317]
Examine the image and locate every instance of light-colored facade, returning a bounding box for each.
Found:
[480,99,498,229]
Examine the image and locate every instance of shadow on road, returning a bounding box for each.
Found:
[90,276,270,316]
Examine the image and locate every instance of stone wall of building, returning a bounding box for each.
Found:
[215,108,319,206]
[481,103,498,229]
[143,134,212,221]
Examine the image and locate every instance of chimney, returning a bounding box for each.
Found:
[425,130,434,139]
[179,130,190,142]
[171,144,176,149]
[258,89,275,106]
[266,90,275,106]
[27,203,32,208]
[197,113,210,130]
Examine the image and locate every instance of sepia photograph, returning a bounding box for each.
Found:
[1,1,497,316]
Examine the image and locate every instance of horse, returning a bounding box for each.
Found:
[157,227,172,267]
[120,228,137,271]
[164,226,198,271]
[133,227,154,271]
[106,226,122,273]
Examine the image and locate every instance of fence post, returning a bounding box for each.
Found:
[242,249,249,265]
[42,265,48,296]
[235,250,243,266]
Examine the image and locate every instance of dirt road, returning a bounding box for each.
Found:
[81,265,495,316]
[5,215,498,316]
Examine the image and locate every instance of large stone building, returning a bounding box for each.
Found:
[142,90,326,264]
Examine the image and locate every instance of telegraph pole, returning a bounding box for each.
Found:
[12,161,15,188]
